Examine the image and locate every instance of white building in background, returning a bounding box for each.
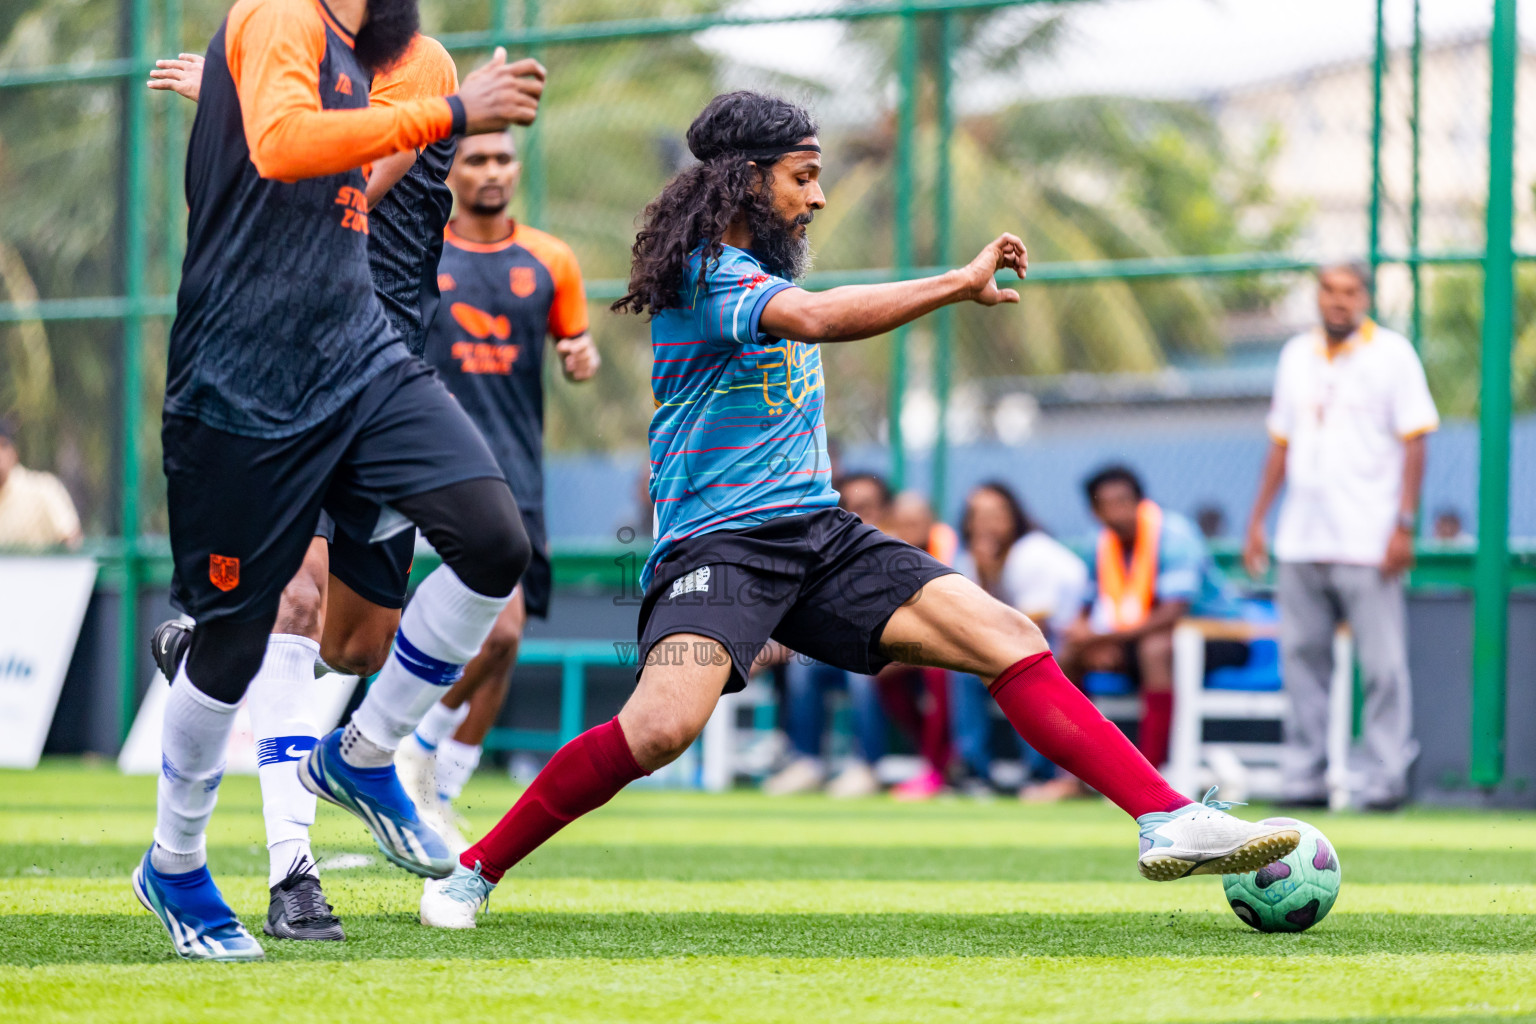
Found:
[1210,34,1536,322]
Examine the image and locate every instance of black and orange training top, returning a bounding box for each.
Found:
[167,0,461,438]
[423,221,589,511]
[367,35,459,356]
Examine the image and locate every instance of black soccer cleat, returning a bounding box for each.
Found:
[265,858,345,942]
[150,619,194,682]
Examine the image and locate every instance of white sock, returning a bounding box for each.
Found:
[346,566,508,765]
[152,667,238,874]
[413,700,470,751]
[436,738,482,801]
[246,634,322,888]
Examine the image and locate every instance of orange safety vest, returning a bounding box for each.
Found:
[1096,500,1162,630]
[927,522,959,566]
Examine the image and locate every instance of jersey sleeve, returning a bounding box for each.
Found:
[1265,339,1300,444]
[1391,340,1440,439]
[540,240,590,339]
[369,35,459,107]
[39,473,81,544]
[226,0,455,182]
[1154,517,1203,605]
[696,254,795,345]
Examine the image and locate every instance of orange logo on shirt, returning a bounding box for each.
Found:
[438,272,456,292]
[334,186,368,234]
[451,302,510,340]
[451,341,520,374]
[336,73,353,95]
[509,266,537,298]
[209,555,240,592]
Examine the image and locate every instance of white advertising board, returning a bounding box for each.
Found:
[0,557,98,768]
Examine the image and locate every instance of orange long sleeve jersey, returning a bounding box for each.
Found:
[167,0,461,439]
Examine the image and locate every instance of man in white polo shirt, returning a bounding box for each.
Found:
[1243,262,1438,810]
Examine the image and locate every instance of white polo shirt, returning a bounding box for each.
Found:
[1268,319,1439,566]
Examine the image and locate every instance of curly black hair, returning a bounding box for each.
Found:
[612,91,818,317]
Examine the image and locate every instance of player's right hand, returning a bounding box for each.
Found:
[147,52,204,103]
[1242,522,1270,578]
[457,48,546,133]
[959,233,1027,306]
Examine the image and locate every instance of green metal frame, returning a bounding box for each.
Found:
[481,639,616,752]
[0,0,1521,781]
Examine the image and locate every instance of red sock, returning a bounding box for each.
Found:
[1139,691,1173,768]
[461,717,648,882]
[989,653,1189,818]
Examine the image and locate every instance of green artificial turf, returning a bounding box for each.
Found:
[1,759,1532,1023]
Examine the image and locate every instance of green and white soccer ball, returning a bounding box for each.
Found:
[1223,817,1341,933]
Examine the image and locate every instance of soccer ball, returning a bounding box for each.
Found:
[1222,817,1341,933]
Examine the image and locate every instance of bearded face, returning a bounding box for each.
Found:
[354,0,420,74]
[747,197,814,282]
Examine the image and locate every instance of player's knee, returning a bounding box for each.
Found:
[460,510,530,598]
[184,616,273,704]
[322,633,392,678]
[480,618,522,665]
[632,710,704,768]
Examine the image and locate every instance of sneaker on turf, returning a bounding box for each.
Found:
[265,856,344,941]
[891,768,945,802]
[132,846,264,962]
[1136,786,1301,881]
[763,756,826,796]
[826,760,881,798]
[299,728,455,879]
[421,794,471,856]
[149,619,193,682]
[394,735,438,814]
[420,860,495,929]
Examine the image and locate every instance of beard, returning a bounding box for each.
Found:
[747,198,814,282]
[469,200,509,217]
[354,0,420,74]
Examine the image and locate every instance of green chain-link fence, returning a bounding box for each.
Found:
[0,0,1525,778]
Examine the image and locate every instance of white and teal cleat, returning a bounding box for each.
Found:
[1136,787,1301,881]
[420,861,496,929]
[131,847,265,962]
[299,728,455,879]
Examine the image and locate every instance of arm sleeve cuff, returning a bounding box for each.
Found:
[747,281,796,340]
[445,95,466,137]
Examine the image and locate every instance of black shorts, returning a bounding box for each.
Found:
[164,358,504,623]
[315,511,416,610]
[636,508,956,694]
[517,506,551,620]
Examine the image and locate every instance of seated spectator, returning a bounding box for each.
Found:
[0,418,82,551]
[1431,508,1472,545]
[871,491,958,801]
[763,471,893,798]
[1059,464,1240,783]
[950,481,1089,799]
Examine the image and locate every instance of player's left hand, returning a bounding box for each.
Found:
[556,333,600,381]
[148,53,204,103]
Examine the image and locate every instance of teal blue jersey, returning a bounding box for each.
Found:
[643,245,838,586]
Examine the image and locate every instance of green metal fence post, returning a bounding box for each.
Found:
[161,0,183,292]
[930,12,955,512]
[1470,0,1518,788]
[889,12,918,489]
[120,0,153,742]
[520,0,546,227]
[558,656,585,744]
[1409,0,1423,348]
[1367,0,1385,314]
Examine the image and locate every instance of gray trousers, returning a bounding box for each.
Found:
[1277,561,1417,803]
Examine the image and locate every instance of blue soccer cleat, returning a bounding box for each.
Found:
[131,847,265,962]
[299,728,455,879]
[1137,787,1301,881]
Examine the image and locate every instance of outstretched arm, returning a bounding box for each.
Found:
[759,234,1026,343]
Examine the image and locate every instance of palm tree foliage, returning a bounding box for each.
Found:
[0,0,1306,532]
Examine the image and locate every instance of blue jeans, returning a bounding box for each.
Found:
[784,658,886,763]
[950,673,1057,782]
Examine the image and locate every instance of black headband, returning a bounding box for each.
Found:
[733,143,820,162]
